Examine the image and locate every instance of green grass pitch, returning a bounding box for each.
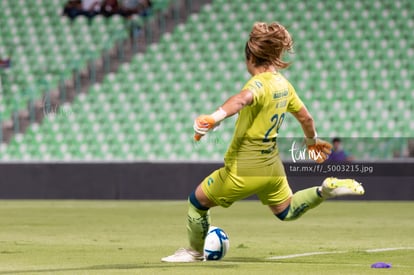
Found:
[0,200,413,274]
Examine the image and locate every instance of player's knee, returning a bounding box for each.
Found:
[275,203,310,221]
[274,204,299,221]
[275,204,290,221]
[189,191,210,211]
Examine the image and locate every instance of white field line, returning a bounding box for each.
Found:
[267,247,414,260]
[365,247,414,253]
[267,251,346,260]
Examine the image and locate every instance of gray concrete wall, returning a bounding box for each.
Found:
[0,162,412,200]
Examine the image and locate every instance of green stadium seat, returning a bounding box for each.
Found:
[0,0,412,161]
[0,0,131,126]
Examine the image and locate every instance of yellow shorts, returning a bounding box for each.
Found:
[200,158,293,208]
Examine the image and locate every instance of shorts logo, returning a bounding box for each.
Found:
[207,177,214,186]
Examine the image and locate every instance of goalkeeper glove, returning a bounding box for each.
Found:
[193,108,227,141]
[305,135,332,163]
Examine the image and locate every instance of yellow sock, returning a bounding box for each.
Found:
[186,199,210,253]
[277,187,324,221]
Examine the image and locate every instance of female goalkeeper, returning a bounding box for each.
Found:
[162,22,364,262]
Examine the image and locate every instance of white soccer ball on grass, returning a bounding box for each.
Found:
[203,226,230,260]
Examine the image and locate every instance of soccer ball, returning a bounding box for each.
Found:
[203,226,230,260]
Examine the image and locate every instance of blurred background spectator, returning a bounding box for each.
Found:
[100,0,120,17]
[63,0,152,19]
[327,137,354,163]
[122,0,153,17]
[0,57,11,69]
[62,0,84,19]
[407,139,414,158]
[82,0,102,17]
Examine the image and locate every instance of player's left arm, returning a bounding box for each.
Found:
[193,90,253,140]
[290,105,316,139]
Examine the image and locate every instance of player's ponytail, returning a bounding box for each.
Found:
[246,22,293,69]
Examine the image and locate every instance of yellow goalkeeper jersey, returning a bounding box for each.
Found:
[224,71,304,171]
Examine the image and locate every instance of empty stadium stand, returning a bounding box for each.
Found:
[0,0,412,161]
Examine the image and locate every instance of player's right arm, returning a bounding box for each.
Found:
[193,89,253,140]
[219,89,254,117]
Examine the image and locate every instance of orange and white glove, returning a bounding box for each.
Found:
[305,135,332,163]
[193,108,227,141]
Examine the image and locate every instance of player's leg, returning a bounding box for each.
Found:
[186,185,216,254]
[186,165,246,255]
[255,158,323,221]
[269,177,365,221]
[161,170,220,262]
[269,185,323,221]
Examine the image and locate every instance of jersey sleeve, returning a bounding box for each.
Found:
[241,76,265,107]
[286,82,304,113]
